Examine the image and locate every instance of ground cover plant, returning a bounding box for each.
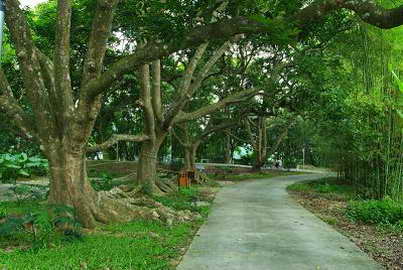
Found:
[288,177,403,269]
[0,0,402,268]
[0,183,215,270]
[0,153,48,183]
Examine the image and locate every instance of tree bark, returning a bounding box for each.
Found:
[136,134,166,193]
[47,147,100,228]
[248,117,267,171]
[224,134,233,164]
[45,139,136,229]
[184,142,200,170]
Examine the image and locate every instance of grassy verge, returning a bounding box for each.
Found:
[287,177,403,270]
[0,185,217,270]
[209,170,305,182]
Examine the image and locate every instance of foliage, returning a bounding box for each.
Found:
[90,173,114,191]
[0,153,48,183]
[287,177,356,200]
[347,199,403,226]
[154,187,208,216]
[0,219,197,270]
[0,204,82,251]
[6,184,48,204]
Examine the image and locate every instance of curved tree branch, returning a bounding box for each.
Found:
[87,134,149,153]
[174,88,260,123]
[81,1,403,103]
[0,69,37,140]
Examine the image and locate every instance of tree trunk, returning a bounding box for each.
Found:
[184,147,193,170]
[252,117,267,171]
[136,134,166,193]
[253,155,265,171]
[44,138,190,228]
[45,142,134,229]
[184,142,200,170]
[224,135,232,164]
[47,148,100,228]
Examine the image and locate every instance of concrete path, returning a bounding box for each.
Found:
[177,174,381,270]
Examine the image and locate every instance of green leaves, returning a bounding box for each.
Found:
[392,71,403,93]
[391,71,403,123]
[0,153,48,183]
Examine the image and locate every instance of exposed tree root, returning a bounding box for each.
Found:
[155,177,178,193]
[193,171,211,185]
[91,185,195,226]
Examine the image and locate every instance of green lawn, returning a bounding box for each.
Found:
[0,219,196,270]
[287,177,356,200]
[0,186,212,270]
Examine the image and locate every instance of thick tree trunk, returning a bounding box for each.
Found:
[184,142,200,170]
[45,143,133,229]
[184,147,193,170]
[224,135,232,164]
[47,149,100,228]
[252,117,267,171]
[253,155,265,171]
[46,140,188,228]
[136,134,166,193]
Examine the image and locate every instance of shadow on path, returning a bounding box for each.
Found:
[177,174,381,270]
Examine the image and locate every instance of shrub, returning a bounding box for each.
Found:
[0,205,82,250]
[90,173,113,191]
[346,198,403,225]
[287,182,312,192]
[154,187,201,213]
[0,206,7,219]
[7,184,48,204]
[0,153,48,183]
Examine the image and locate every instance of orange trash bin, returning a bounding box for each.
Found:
[178,171,191,187]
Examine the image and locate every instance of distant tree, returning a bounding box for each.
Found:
[0,0,401,227]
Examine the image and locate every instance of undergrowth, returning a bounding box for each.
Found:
[0,219,196,270]
[288,177,403,232]
[0,185,213,269]
[154,187,210,217]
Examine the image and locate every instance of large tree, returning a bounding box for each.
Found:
[0,0,402,227]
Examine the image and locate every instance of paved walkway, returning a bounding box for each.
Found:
[178,174,381,270]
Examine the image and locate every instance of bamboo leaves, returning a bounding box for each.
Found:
[392,71,403,120]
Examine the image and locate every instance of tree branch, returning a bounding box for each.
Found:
[178,43,209,97]
[297,0,403,30]
[244,117,257,148]
[200,120,239,138]
[174,88,259,123]
[171,128,190,148]
[81,0,120,85]
[79,0,403,102]
[0,69,37,140]
[139,61,156,139]
[151,60,163,124]
[54,0,74,116]
[164,41,233,130]
[87,134,149,152]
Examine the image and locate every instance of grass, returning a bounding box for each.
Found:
[154,186,211,218]
[0,219,196,270]
[209,170,305,182]
[287,177,356,200]
[0,185,214,270]
[287,178,403,230]
[0,200,45,216]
